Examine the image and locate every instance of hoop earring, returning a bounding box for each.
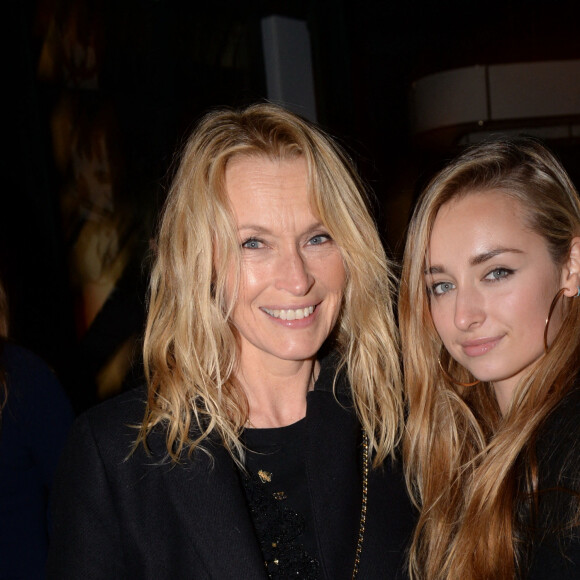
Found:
[437,353,480,387]
[544,287,567,353]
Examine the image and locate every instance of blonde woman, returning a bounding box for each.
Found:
[48,103,413,579]
[399,137,580,579]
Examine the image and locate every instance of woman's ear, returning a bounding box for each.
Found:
[561,237,580,297]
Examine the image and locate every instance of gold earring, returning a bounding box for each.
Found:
[437,352,480,387]
[544,287,567,353]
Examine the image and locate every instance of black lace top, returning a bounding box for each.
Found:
[241,418,321,579]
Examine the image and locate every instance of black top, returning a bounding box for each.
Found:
[524,383,580,579]
[242,418,321,578]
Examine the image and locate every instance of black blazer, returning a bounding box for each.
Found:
[47,363,414,579]
[525,384,580,579]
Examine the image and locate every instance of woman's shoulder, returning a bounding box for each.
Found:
[526,385,580,579]
[73,386,215,465]
[1,341,74,430]
[64,386,151,465]
[77,386,148,440]
[2,341,64,393]
[540,383,580,446]
[536,382,580,488]
[82,385,148,427]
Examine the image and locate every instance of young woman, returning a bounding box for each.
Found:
[48,103,413,579]
[399,137,580,579]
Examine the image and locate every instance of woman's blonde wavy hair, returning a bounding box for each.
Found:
[138,102,402,467]
[399,137,580,579]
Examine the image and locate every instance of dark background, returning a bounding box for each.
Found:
[7,0,580,411]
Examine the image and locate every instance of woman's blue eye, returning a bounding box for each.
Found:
[241,238,263,249]
[431,281,454,296]
[308,234,331,245]
[485,268,513,281]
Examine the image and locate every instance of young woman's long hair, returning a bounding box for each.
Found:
[138,102,402,466]
[399,137,580,579]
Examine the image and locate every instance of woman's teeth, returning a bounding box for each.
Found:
[263,306,315,320]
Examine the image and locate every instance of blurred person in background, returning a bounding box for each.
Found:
[0,277,74,579]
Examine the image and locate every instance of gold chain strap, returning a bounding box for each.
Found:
[352,430,369,579]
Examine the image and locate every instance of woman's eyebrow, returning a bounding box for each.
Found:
[237,225,272,234]
[425,265,444,275]
[469,247,523,266]
[237,221,325,234]
[424,248,523,275]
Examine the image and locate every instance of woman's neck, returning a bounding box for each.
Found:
[236,357,319,428]
[492,376,519,415]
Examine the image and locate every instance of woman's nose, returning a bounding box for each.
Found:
[274,246,314,296]
[454,286,485,330]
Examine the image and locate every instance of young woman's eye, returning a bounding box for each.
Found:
[484,268,514,282]
[308,233,332,246]
[241,238,264,249]
[431,281,455,296]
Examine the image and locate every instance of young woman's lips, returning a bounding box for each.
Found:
[461,336,503,357]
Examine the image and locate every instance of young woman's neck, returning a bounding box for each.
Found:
[493,379,517,415]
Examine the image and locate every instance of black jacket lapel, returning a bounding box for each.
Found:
[305,387,361,580]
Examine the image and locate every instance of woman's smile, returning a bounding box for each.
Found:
[223,155,346,368]
[460,335,503,357]
[261,304,317,321]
